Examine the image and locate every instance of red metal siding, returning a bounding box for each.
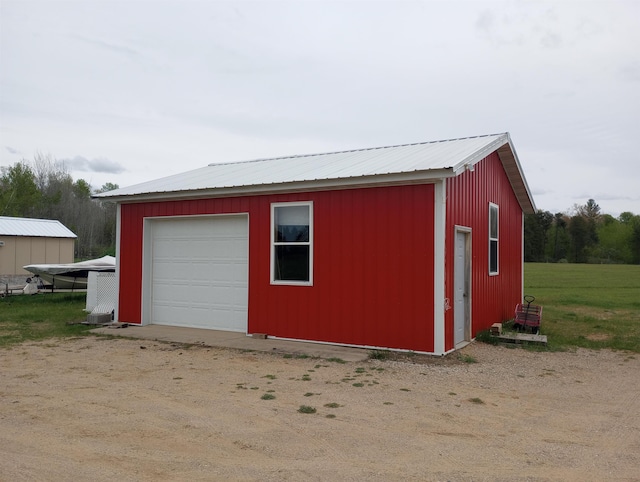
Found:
[118,184,436,352]
[445,152,524,351]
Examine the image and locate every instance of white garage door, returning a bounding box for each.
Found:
[149,215,248,332]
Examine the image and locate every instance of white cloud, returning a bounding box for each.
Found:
[62,156,125,174]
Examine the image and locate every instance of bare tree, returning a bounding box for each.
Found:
[2,155,118,259]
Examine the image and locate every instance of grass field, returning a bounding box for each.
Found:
[524,263,640,352]
[0,292,90,347]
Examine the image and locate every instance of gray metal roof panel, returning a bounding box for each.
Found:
[0,216,77,238]
[96,133,510,198]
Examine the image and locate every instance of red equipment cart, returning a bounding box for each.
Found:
[514,295,542,334]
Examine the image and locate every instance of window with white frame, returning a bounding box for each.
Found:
[489,202,499,275]
[271,202,313,284]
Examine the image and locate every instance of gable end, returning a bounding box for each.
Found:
[496,141,536,215]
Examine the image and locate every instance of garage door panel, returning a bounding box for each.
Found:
[180,285,241,302]
[153,307,245,331]
[210,265,247,282]
[153,282,191,301]
[152,263,190,280]
[149,215,248,332]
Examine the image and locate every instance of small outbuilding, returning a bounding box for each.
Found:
[96,133,536,355]
[0,216,76,277]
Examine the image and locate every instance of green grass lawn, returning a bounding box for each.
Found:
[524,263,640,352]
[0,292,91,347]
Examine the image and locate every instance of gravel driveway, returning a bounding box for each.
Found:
[1,337,638,481]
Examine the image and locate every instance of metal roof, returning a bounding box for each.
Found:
[0,216,77,238]
[95,133,536,213]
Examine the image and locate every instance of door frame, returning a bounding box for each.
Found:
[454,226,472,346]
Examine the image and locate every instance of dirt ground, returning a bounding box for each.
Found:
[1,337,639,482]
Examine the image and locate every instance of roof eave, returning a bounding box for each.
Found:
[2,234,77,239]
[95,168,455,204]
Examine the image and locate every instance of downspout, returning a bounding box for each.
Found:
[434,179,447,355]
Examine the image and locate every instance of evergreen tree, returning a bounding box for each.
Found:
[630,216,640,264]
[552,213,569,261]
[524,211,553,262]
[568,215,590,263]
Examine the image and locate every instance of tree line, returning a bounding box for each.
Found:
[525,199,640,264]
[1,155,118,259]
[3,157,640,264]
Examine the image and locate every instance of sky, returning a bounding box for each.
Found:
[1,0,639,217]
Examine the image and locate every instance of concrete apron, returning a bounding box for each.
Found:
[90,325,369,362]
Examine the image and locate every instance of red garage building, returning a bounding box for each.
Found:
[96,133,535,355]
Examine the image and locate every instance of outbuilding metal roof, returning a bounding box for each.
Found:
[95,133,536,213]
[0,216,77,238]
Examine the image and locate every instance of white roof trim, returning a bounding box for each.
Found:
[97,169,455,204]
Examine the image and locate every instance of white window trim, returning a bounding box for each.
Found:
[271,201,313,286]
[489,202,499,276]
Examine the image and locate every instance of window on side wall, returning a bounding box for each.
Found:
[489,202,499,275]
[271,202,313,285]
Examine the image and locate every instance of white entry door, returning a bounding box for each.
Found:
[454,229,471,345]
[148,215,248,332]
